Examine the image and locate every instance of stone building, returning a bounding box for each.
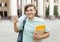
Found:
[0,0,60,20]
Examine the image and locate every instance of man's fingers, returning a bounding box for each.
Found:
[14,16,18,20]
[14,16,18,23]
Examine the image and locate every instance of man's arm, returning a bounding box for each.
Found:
[14,22,19,33]
[40,32,50,39]
[33,32,50,40]
[14,15,26,33]
[14,16,19,33]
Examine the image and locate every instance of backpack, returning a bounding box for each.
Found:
[17,17,26,42]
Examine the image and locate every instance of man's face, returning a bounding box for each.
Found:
[25,6,36,19]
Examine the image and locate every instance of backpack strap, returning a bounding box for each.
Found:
[21,17,26,42]
[17,17,27,42]
[22,17,27,30]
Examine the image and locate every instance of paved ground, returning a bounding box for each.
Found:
[43,19,60,42]
[0,19,60,42]
[0,20,18,42]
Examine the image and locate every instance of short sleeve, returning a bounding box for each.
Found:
[17,20,23,31]
[17,15,26,31]
[18,15,26,22]
[38,18,49,32]
[44,21,49,32]
[44,27,49,32]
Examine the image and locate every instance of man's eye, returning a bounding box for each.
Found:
[30,9,33,11]
[26,9,33,12]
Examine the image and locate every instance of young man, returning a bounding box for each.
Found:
[14,4,49,42]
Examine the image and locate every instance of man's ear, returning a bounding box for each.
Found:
[34,10,36,16]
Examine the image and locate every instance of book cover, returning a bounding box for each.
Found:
[35,24,46,34]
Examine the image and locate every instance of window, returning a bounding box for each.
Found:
[47,0,49,2]
[4,11,7,17]
[5,3,7,7]
[0,3,2,7]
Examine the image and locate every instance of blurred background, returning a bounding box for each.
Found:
[0,0,60,42]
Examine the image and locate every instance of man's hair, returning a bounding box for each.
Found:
[24,4,36,12]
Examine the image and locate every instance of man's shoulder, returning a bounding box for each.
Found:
[17,15,26,24]
[18,15,26,21]
[35,17,45,22]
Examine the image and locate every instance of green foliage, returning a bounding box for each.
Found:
[46,6,58,18]
[54,6,58,17]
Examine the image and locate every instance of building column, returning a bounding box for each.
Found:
[9,0,17,20]
[58,0,60,19]
[49,0,55,19]
[38,0,44,18]
[31,0,35,4]
[43,0,47,18]
[20,0,31,16]
[21,0,31,15]
[26,0,31,4]
[21,0,24,15]
[36,0,38,10]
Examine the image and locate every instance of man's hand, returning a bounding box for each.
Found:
[33,32,49,40]
[14,16,18,24]
[13,16,19,32]
[33,32,43,40]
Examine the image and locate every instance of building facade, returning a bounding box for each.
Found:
[0,0,60,20]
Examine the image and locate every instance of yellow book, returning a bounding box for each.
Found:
[35,24,46,34]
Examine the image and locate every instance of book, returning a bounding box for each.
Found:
[35,24,46,34]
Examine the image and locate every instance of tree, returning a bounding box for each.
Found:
[54,6,58,18]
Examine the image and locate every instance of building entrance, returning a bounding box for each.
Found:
[0,11,7,17]
[0,11,8,19]
[4,11,7,17]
